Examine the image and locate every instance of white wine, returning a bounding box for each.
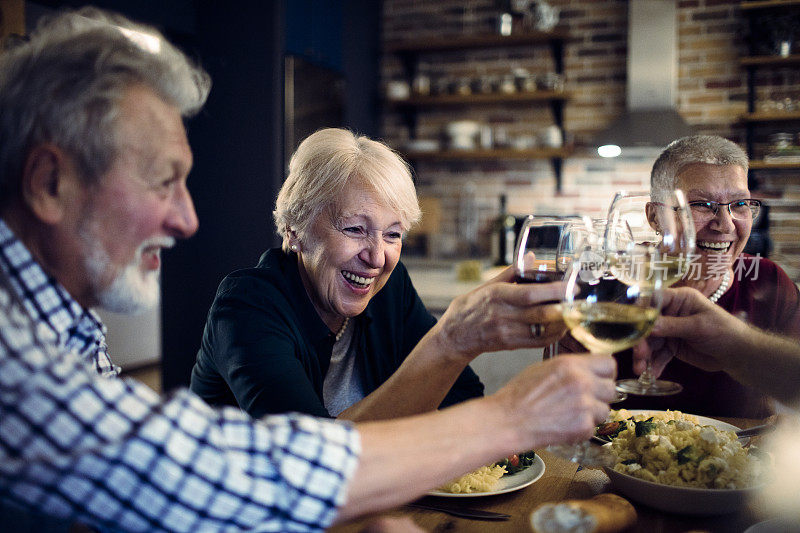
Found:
[563,302,659,353]
[610,253,685,288]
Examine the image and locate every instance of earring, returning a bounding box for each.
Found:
[290,244,298,252]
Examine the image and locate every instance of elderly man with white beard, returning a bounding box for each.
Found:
[0,7,618,533]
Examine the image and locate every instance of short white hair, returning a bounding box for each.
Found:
[651,135,749,202]
[0,7,210,206]
[274,128,421,251]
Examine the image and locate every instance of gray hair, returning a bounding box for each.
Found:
[0,7,211,206]
[651,135,749,202]
[274,128,421,252]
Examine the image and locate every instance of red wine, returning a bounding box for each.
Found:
[515,271,561,284]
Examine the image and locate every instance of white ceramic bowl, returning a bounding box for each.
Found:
[445,120,480,139]
[602,410,764,515]
[603,466,761,515]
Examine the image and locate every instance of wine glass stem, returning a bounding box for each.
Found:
[543,342,559,359]
[638,359,657,388]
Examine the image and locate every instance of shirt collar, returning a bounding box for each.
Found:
[0,218,109,359]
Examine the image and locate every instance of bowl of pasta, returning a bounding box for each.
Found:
[598,410,771,515]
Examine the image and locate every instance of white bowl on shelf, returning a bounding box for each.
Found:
[445,121,480,150]
[405,139,440,152]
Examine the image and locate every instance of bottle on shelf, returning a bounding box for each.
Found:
[493,194,518,266]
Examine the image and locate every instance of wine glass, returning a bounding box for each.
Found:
[605,190,696,289]
[562,247,662,356]
[513,216,583,358]
[546,248,662,464]
[604,190,695,396]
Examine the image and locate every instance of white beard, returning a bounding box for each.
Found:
[80,224,173,315]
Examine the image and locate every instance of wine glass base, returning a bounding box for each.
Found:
[616,378,683,396]
[544,441,615,467]
[611,390,628,403]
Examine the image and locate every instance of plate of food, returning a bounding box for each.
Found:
[430,451,545,497]
[597,409,770,515]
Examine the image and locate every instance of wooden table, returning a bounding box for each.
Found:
[329,418,769,533]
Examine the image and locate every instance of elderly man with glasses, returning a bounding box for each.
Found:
[618,135,800,418]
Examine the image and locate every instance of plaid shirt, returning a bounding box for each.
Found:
[0,219,117,377]
[0,222,360,532]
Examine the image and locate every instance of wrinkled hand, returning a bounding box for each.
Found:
[436,266,568,360]
[493,353,617,448]
[632,287,749,377]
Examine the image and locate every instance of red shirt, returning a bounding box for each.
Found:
[616,255,800,418]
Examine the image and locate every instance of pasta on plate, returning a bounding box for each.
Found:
[437,464,507,494]
[605,409,769,489]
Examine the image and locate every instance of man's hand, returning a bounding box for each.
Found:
[632,287,750,377]
[493,353,618,448]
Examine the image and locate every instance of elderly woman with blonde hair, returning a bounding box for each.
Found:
[190,128,566,421]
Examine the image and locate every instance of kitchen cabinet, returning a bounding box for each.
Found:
[739,1,800,183]
[383,29,571,190]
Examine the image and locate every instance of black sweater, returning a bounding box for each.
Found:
[190,248,484,418]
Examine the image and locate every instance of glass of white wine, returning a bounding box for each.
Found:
[604,190,695,396]
[562,247,662,356]
[545,249,662,464]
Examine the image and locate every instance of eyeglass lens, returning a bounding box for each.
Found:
[690,200,759,220]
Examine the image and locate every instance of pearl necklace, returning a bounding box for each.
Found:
[708,270,731,303]
[334,317,350,342]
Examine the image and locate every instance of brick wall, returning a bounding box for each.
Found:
[381,0,800,280]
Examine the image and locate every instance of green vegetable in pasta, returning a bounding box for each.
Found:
[634,417,657,437]
[676,445,696,465]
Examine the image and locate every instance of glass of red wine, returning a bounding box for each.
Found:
[513,216,587,358]
[513,216,576,286]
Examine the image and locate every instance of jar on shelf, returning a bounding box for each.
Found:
[769,132,794,151]
[412,70,431,96]
[538,72,564,92]
[453,77,472,96]
[513,68,537,92]
[499,73,516,94]
[432,76,451,96]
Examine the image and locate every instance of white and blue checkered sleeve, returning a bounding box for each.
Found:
[0,291,361,532]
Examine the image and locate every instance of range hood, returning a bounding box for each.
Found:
[595,0,694,157]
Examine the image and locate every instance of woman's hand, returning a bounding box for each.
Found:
[434,266,569,362]
[492,353,618,448]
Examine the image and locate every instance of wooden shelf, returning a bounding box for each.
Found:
[740,54,800,67]
[402,147,572,161]
[384,30,568,53]
[740,0,800,10]
[385,29,570,190]
[387,91,568,108]
[749,159,800,169]
[741,111,800,122]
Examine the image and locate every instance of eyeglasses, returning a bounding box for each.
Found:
[337,224,404,245]
[688,199,761,222]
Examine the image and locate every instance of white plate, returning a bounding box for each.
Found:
[602,410,762,515]
[625,409,742,433]
[429,454,545,498]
